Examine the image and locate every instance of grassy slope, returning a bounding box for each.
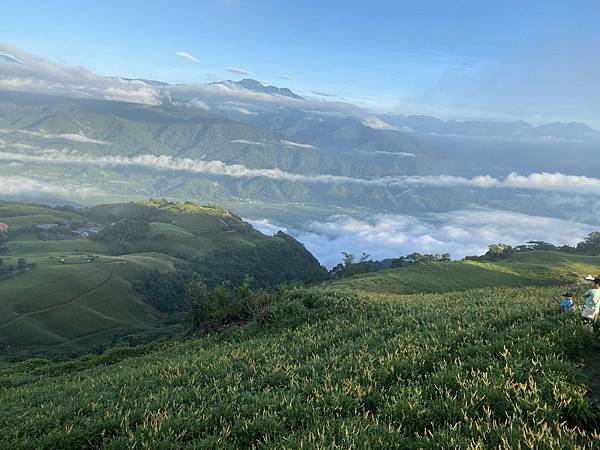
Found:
[0,201,176,354]
[0,200,324,358]
[327,251,600,295]
[0,286,598,448]
[0,252,599,447]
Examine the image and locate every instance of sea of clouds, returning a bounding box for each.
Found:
[248,210,597,267]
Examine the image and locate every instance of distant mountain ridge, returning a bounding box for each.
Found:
[210,78,304,100]
[381,114,598,139]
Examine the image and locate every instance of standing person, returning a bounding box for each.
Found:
[582,278,600,325]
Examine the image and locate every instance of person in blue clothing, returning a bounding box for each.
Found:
[560,292,575,313]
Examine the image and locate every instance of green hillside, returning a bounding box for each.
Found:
[0,199,325,360]
[1,201,599,447]
[327,251,600,295]
[1,282,598,448]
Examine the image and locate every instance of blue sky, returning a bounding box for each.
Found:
[2,0,600,124]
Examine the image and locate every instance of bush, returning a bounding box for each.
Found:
[187,276,276,333]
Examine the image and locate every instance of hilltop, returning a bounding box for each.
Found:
[0,199,325,361]
[328,251,600,295]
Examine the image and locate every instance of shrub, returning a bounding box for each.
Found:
[187,276,277,332]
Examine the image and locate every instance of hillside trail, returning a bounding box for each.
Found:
[0,262,120,330]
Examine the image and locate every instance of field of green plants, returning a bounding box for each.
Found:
[328,251,600,295]
[1,283,598,448]
[0,199,326,361]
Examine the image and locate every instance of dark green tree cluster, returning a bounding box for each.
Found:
[187,276,275,333]
[575,232,600,255]
[134,269,193,314]
[466,232,600,262]
[94,219,151,254]
[194,231,328,288]
[330,252,373,279]
[391,252,451,267]
[0,257,30,278]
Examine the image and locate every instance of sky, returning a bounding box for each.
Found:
[1,0,600,124]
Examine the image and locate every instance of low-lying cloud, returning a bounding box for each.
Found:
[0,128,106,144]
[280,140,317,150]
[230,139,265,146]
[217,104,257,115]
[3,149,600,197]
[250,210,597,267]
[0,175,99,198]
[351,150,416,158]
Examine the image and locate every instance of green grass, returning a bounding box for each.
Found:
[0,199,325,360]
[149,222,194,239]
[327,251,600,295]
[0,253,174,349]
[0,286,598,448]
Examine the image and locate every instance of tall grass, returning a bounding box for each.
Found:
[1,286,598,448]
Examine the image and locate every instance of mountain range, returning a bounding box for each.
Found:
[2,67,600,266]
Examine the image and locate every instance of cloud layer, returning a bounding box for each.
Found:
[0,128,106,144]
[250,210,596,267]
[0,175,98,198]
[4,148,600,197]
[0,43,160,105]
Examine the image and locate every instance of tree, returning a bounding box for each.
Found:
[391,252,451,267]
[17,258,28,271]
[576,232,600,255]
[484,243,513,260]
[439,253,451,262]
[342,252,355,267]
[95,219,151,243]
[330,252,374,279]
[187,275,273,333]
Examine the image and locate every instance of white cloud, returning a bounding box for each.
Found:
[0,129,106,145]
[217,104,257,115]
[0,175,99,197]
[226,67,251,76]
[502,172,600,195]
[351,150,416,158]
[280,140,317,150]
[176,51,200,63]
[189,98,209,109]
[278,75,294,81]
[246,218,288,236]
[0,43,161,105]
[261,210,596,267]
[8,142,36,150]
[230,139,265,146]
[310,91,336,98]
[3,149,600,197]
[361,116,397,130]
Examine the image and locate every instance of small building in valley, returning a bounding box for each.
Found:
[37,223,58,231]
[73,226,102,238]
[0,222,8,233]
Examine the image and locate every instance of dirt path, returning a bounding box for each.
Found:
[0,262,119,330]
